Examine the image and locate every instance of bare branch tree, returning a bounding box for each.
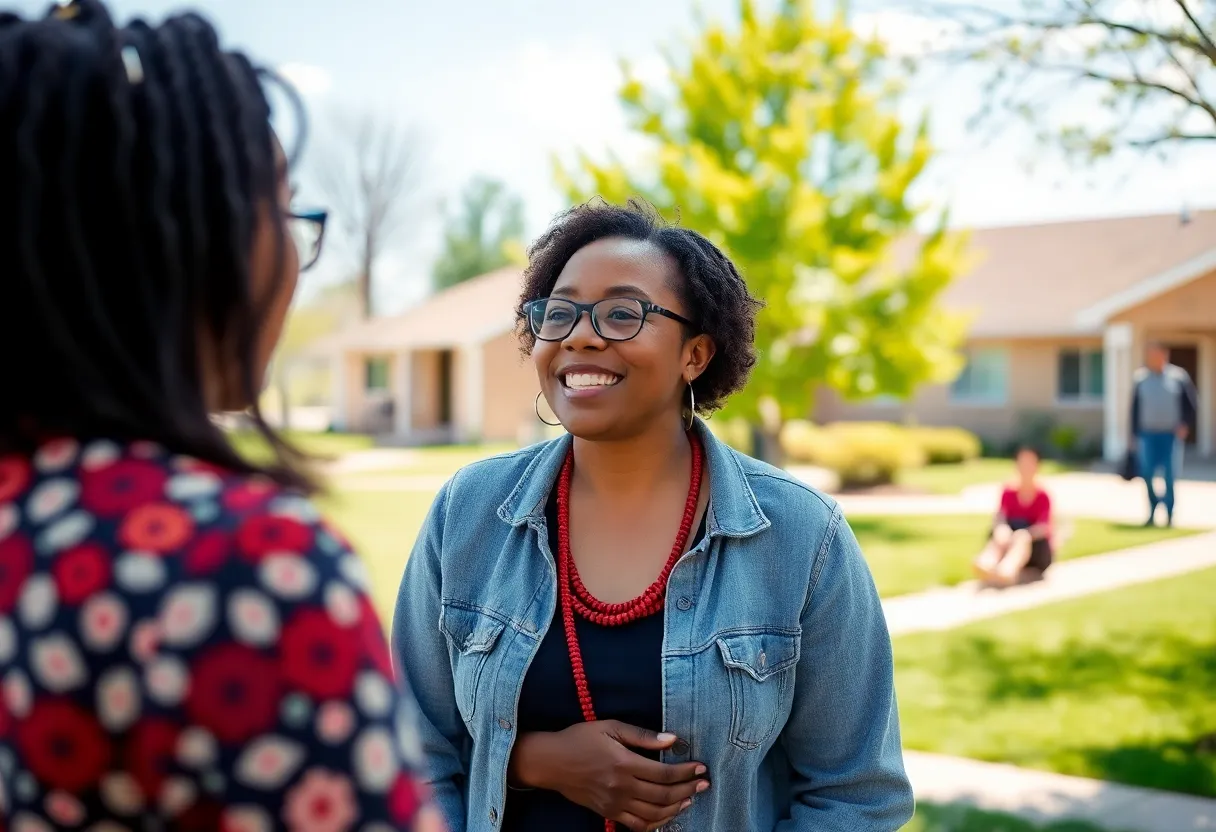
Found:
[312,110,422,318]
[922,0,1216,161]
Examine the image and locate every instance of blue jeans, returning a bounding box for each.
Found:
[1138,431,1178,519]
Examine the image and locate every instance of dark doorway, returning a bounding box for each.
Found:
[1167,344,1199,445]
[437,349,454,426]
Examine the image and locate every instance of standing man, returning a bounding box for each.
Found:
[1131,342,1198,526]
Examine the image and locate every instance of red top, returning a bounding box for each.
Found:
[999,485,1052,530]
[0,438,431,830]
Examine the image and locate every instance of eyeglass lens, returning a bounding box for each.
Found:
[530,298,646,341]
[290,216,323,269]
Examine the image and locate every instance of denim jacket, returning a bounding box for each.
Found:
[392,421,913,831]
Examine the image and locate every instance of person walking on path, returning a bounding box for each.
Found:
[1131,342,1198,527]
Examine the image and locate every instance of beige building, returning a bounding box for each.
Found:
[318,267,540,444]
[322,212,1215,459]
[816,211,1216,461]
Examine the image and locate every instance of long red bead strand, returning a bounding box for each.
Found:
[556,434,704,832]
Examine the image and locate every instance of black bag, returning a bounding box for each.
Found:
[1120,449,1139,481]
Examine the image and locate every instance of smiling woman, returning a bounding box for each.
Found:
[394,198,916,832]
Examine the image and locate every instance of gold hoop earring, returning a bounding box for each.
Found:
[535,391,561,427]
[684,383,696,432]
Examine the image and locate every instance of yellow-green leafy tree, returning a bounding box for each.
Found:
[558,0,971,459]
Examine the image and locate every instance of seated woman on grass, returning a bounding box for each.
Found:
[973,446,1054,586]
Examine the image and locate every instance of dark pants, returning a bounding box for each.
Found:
[1138,431,1178,520]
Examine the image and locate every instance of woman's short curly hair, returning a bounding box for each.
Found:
[516,198,763,415]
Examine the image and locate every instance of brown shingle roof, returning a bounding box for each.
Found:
[933,210,1216,337]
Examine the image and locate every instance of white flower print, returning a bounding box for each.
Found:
[159,584,217,648]
[33,438,79,473]
[4,670,31,718]
[128,619,161,664]
[36,510,93,556]
[45,791,86,827]
[30,633,87,693]
[176,727,218,769]
[0,504,18,543]
[114,553,167,594]
[145,655,189,706]
[97,666,141,732]
[221,806,273,832]
[259,555,318,601]
[338,554,369,590]
[12,811,53,832]
[353,727,399,793]
[354,671,393,719]
[280,693,313,729]
[316,701,356,745]
[268,496,320,524]
[26,479,80,524]
[235,736,306,790]
[159,777,197,817]
[100,772,145,815]
[324,582,360,627]
[228,588,280,647]
[80,440,121,471]
[190,501,221,524]
[129,440,163,459]
[80,592,129,653]
[0,616,16,665]
[166,471,223,502]
[14,773,37,803]
[17,575,57,631]
[283,770,358,832]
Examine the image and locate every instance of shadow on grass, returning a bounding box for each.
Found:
[911,803,1130,831]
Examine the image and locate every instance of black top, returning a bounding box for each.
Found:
[502,494,707,831]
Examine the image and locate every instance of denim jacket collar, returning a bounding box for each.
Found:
[495,419,770,539]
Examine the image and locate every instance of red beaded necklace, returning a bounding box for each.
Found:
[556,433,705,832]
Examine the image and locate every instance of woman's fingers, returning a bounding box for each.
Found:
[627,775,708,807]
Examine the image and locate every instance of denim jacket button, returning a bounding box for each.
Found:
[489,808,499,824]
[498,718,512,731]
[676,596,693,611]
[672,739,690,756]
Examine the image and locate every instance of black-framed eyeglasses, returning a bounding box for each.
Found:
[525,297,696,342]
[288,209,328,271]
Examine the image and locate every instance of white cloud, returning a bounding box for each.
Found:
[852,10,962,58]
[278,63,334,98]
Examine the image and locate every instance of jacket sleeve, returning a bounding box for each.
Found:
[775,504,914,831]
[392,480,469,832]
[1180,371,1198,428]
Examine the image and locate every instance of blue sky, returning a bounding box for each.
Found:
[23,0,1216,312]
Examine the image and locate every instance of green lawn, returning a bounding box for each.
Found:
[898,459,1076,495]
[850,514,1194,598]
[906,805,1126,832]
[228,429,377,462]
[894,566,1216,797]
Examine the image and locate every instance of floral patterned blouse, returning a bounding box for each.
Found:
[0,438,431,831]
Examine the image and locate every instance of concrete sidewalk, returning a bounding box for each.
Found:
[907,751,1216,831]
[883,531,1216,636]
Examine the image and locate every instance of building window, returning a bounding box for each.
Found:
[950,348,1010,404]
[365,357,390,391]
[1057,348,1104,401]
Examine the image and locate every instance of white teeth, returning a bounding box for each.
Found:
[565,372,620,389]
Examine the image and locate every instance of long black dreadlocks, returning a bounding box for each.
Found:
[0,0,314,490]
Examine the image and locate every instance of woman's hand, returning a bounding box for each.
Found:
[509,721,710,831]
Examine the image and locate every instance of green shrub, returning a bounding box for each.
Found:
[706,417,755,456]
[1049,424,1082,459]
[907,426,982,465]
[781,421,924,488]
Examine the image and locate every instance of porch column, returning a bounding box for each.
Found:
[330,351,348,431]
[394,351,413,437]
[1103,322,1134,461]
[1199,335,1215,457]
[461,343,485,442]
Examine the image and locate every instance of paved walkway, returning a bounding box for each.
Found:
[883,531,1216,636]
[906,752,1216,831]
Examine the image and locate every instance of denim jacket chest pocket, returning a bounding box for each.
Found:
[439,601,508,732]
[714,629,801,751]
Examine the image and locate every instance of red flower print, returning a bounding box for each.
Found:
[125,718,182,800]
[52,542,111,604]
[390,772,423,824]
[236,514,313,560]
[222,480,275,513]
[184,531,233,576]
[281,609,361,700]
[80,459,167,517]
[0,456,32,503]
[0,534,34,614]
[358,595,394,679]
[283,769,358,832]
[185,643,280,743]
[16,699,112,791]
[118,503,194,553]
